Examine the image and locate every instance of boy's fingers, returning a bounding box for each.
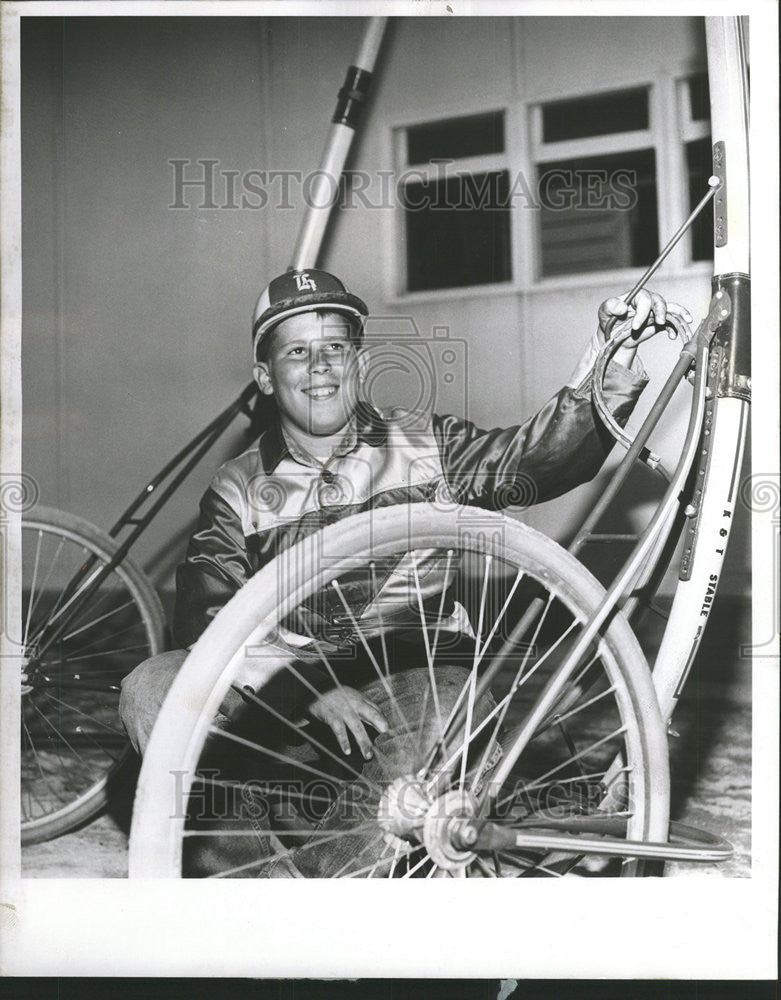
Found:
[606,296,628,315]
[345,711,374,759]
[668,301,694,323]
[631,290,653,330]
[599,297,628,324]
[652,292,666,325]
[359,699,389,733]
[328,716,351,755]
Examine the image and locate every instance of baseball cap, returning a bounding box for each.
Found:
[252,268,368,356]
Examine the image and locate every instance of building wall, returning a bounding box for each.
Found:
[20,14,749,602]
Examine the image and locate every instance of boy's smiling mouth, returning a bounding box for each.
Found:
[303,384,339,400]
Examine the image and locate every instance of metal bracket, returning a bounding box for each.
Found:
[679,348,720,580]
[677,288,733,580]
[713,140,728,247]
[712,272,751,402]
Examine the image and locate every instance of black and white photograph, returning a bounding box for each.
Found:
[1,0,778,979]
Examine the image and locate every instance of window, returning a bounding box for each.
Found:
[541,89,650,142]
[679,71,713,262]
[537,149,658,276]
[687,71,710,123]
[397,111,512,293]
[407,111,505,163]
[531,87,659,278]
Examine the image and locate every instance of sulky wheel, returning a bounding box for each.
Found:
[21,505,166,844]
[129,503,669,878]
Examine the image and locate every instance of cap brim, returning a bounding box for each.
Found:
[252,290,368,344]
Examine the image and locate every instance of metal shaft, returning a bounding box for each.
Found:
[291,17,388,270]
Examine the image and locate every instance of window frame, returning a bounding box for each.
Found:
[387,69,714,303]
[676,70,714,265]
[389,105,516,302]
[529,80,663,285]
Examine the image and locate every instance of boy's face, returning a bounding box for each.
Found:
[253,310,363,438]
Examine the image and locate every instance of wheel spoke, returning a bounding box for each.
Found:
[294,615,381,712]
[423,587,551,780]
[194,774,338,809]
[469,593,558,789]
[497,850,566,878]
[70,724,121,764]
[426,599,569,790]
[22,717,69,812]
[27,698,94,773]
[409,550,444,739]
[387,841,402,878]
[479,618,589,802]
[231,683,382,787]
[506,726,628,800]
[56,579,134,640]
[330,579,415,739]
[51,643,149,664]
[24,536,67,640]
[331,831,386,877]
[208,725,375,788]
[364,840,395,879]
[472,856,497,877]
[475,566,525,663]
[39,690,126,738]
[368,562,391,678]
[31,560,113,657]
[57,605,142,652]
[458,553,492,790]
[428,548,455,666]
[400,851,431,878]
[535,681,617,735]
[497,768,625,810]
[200,821,379,880]
[22,529,44,651]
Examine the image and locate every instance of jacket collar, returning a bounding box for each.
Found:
[258,402,389,474]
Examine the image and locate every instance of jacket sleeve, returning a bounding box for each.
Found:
[433,360,648,509]
[172,485,334,700]
[172,486,253,649]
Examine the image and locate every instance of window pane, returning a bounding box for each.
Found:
[407,111,504,164]
[536,150,658,277]
[542,88,649,142]
[686,137,714,261]
[688,71,711,122]
[403,171,511,291]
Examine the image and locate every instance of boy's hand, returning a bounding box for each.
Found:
[598,291,693,368]
[309,686,389,759]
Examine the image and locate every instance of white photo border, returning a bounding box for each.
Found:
[1,0,778,979]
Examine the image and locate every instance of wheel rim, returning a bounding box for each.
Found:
[131,505,668,878]
[21,510,163,840]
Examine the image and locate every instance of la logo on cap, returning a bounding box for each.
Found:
[294,272,317,292]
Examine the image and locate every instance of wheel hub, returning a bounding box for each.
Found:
[377,776,431,839]
[378,777,482,873]
[422,789,480,871]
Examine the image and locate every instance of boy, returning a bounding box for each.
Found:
[120,267,691,875]
[120,267,685,759]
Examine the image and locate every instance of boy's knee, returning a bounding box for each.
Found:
[119,649,188,755]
